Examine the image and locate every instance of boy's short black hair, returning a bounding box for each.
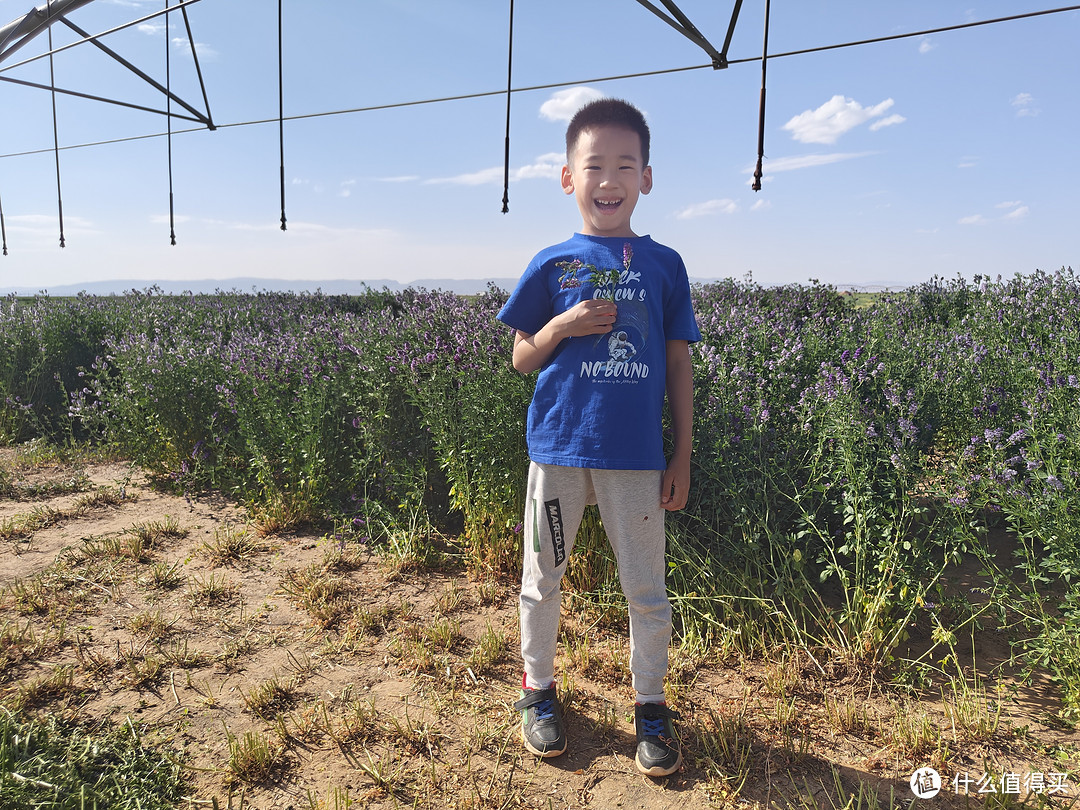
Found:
[565,98,650,168]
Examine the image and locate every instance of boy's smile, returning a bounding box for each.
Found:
[562,125,652,238]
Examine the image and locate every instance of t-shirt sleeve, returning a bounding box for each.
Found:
[497,261,552,336]
[664,255,702,343]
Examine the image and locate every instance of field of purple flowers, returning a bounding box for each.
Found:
[2,269,1078,715]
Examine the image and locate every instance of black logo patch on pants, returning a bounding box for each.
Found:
[544,499,566,566]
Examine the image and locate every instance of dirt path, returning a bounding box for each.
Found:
[1,450,1078,809]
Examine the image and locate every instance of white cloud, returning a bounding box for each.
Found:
[957,157,978,169]
[171,38,217,58]
[750,199,771,212]
[150,214,191,225]
[426,153,563,186]
[427,167,503,187]
[8,214,62,226]
[6,214,97,243]
[958,201,1027,227]
[749,152,876,174]
[290,177,325,194]
[539,87,605,122]
[674,199,738,220]
[918,37,935,54]
[783,96,899,144]
[511,152,565,180]
[869,114,906,132]
[378,175,420,183]
[1011,93,1040,117]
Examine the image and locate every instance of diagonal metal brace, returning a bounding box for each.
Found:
[58,15,213,127]
[633,0,742,69]
[1,0,214,129]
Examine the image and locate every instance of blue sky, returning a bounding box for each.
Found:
[1,0,1077,292]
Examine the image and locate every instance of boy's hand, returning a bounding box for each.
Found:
[558,299,617,336]
[660,451,690,511]
[512,299,616,374]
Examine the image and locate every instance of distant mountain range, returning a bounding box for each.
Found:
[4,277,522,297]
[5,276,904,297]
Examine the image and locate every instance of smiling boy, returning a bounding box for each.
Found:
[497,98,700,776]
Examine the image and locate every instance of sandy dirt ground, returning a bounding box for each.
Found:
[1,450,1078,809]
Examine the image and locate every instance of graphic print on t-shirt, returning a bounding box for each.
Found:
[556,241,652,384]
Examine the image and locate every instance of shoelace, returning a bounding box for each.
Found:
[640,717,667,737]
[532,699,556,722]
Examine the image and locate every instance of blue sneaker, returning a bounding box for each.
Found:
[634,703,682,776]
[513,685,567,757]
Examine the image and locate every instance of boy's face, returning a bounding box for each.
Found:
[561,125,652,238]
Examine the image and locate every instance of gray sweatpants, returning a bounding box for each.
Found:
[520,461,671,702]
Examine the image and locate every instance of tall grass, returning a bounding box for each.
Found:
[0,709,186,808]
[2,269,1079,709]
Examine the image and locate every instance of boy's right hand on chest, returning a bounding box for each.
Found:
[559,299,617,337]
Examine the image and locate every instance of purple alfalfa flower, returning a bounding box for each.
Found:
[556,259,585,290]
[1007,428,1029,445]
[623,242,634,273]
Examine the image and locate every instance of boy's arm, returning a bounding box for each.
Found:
[511,298,617,374]
[661,339,693,511]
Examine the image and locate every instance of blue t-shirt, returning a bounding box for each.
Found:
[498,233,701,470]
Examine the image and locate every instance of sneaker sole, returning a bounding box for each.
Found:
[634,750,682,777]
[521,728,567,758]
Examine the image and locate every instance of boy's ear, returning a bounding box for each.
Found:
[560,164,575,196]
[640,165,653,195]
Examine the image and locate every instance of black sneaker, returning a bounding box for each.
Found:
[634,702,682,776]
[513,685,567,757]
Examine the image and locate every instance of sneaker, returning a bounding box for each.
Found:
[513,684,567,757]
[634,702,682,776]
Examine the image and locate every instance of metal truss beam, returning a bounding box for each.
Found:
[633,0,743,69]
[0,0,213,129]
